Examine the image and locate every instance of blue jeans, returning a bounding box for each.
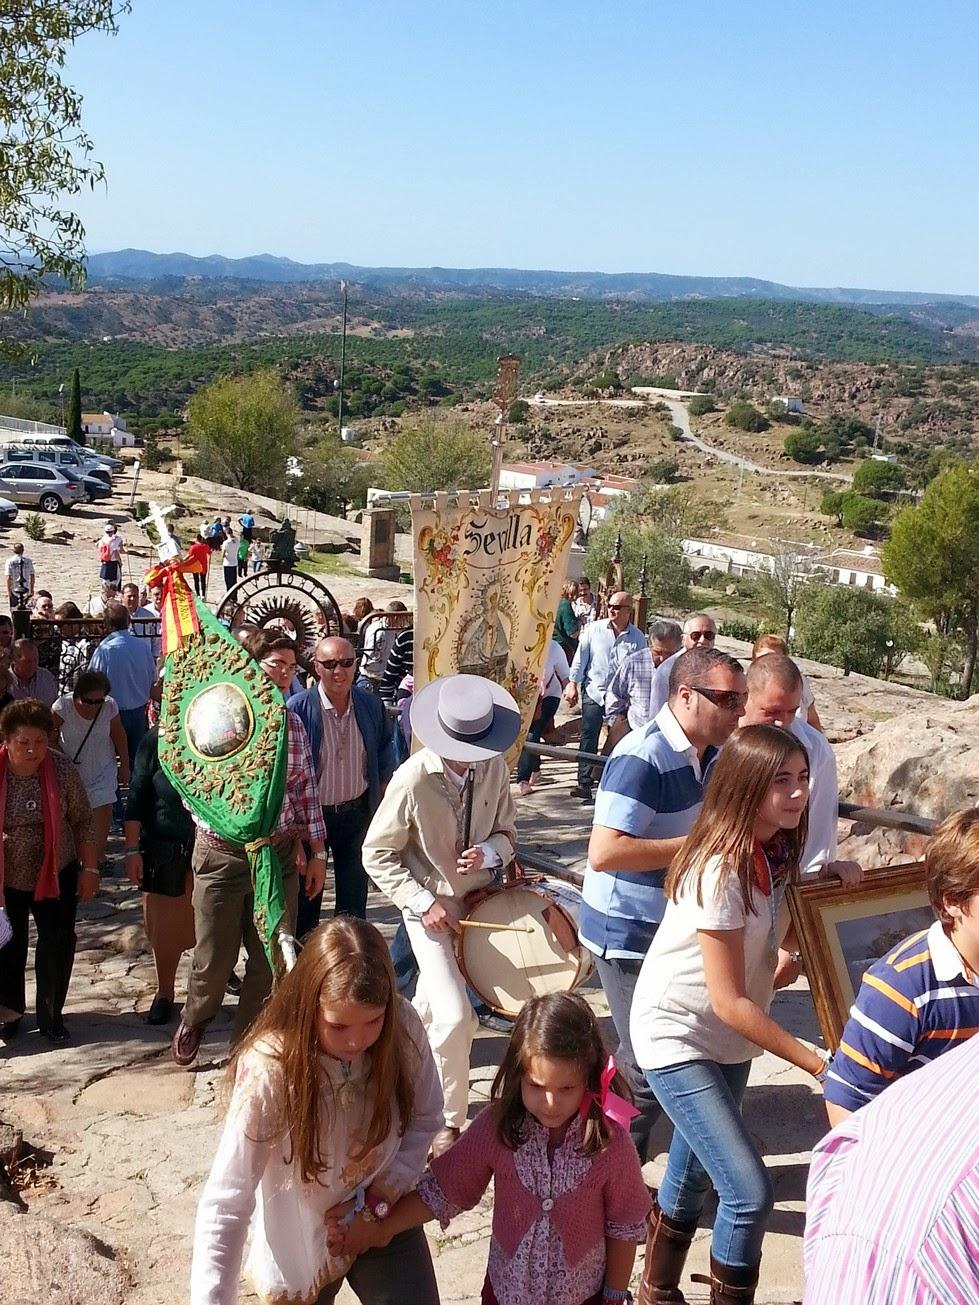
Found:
[645,1059,773,1268]
[516,695,560,782]
[577,696,604,787]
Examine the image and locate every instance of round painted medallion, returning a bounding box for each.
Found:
[185,682,254,760]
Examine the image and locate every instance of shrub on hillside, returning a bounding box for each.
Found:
[718,619,760,642]
[725,401,769,433]
[507,399,530,424]
[649,459,680,484]
[783,430,824,464]
[852,459,907,498]
[687,394,716,417]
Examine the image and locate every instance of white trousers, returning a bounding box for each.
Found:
[402,911,477,1131]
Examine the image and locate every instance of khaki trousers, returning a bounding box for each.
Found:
[403,911,477,1131]
[183,837,298,1043]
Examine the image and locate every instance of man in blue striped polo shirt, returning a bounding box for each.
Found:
[581,645,747,1160]
[824,807,979,1124]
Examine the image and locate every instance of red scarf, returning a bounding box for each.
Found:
[0,745,62,901]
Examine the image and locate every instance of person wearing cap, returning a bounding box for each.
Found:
[363,674,519,1156]
[96,524,124,584]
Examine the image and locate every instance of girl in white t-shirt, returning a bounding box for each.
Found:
[191,917,443,1305]
[629,724,829,1305]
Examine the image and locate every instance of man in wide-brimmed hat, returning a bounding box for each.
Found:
[363,673,519,1156]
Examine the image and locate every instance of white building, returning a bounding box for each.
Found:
[682,536,895,595]
[81,411,135,447]
[771,395,805,414]
[498,461,595,491]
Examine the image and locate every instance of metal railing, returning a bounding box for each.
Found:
[30,616,162,696]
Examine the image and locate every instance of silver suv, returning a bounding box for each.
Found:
[0,462,87,512]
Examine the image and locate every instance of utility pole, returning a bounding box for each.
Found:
[336,279,348,440]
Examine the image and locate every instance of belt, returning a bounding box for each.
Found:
[196,828,300,854]
[322,791,369,816]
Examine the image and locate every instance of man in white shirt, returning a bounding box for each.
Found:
[740,653,862,984]
[643,612,718,724]
[363,674,520,1157]
[220,532,240,590]
[5,544,35,611]
[9,638,58,706]
[604,618,683,748]
[564,591,646,801]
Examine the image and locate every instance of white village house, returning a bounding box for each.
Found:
[81,411,136,448]
[682,535,896,595]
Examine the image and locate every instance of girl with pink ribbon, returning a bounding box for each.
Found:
[327,991,651,1305]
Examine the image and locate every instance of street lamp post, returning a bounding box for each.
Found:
[337,279,348,440]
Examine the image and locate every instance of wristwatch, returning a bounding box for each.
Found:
[310,851,327,862]
[602,1289,634,1304]
[365,1189,391,1220]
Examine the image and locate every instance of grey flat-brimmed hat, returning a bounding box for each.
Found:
[410,674,522,762]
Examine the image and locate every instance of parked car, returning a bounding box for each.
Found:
[1,444,113,486]
[0,462,87,512]
[0,497,18,527]
[12,434,124,474]
[66,469,112,503]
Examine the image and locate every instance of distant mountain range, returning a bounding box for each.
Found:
[85,249,979,310]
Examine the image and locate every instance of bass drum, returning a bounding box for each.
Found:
[456,876,595,1018]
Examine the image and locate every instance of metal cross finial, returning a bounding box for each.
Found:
[136,500,179,562]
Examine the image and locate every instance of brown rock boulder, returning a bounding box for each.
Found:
[0,1206,132,1304]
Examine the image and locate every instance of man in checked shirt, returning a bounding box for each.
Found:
[171,635,327,1067]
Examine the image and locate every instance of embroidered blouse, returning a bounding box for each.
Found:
[2,751,94,893]
[190,999,444,1305]
[418,1107,650,1305]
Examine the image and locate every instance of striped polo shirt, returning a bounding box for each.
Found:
[824,919,979,1113]
[579,705,717,961]
[805,1033,979,1303]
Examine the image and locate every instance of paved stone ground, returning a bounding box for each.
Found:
[2,754,818,1304]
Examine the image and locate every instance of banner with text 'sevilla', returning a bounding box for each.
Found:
[410,487,582,761]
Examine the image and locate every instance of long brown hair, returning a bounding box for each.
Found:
[227,917,416,1185]
[491,992,629,1156]
[665,724,809,913]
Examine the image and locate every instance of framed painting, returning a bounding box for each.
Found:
[788,864,931,1051]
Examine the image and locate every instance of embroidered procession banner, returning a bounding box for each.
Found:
[410,487,582,758]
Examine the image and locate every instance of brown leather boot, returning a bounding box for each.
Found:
[637,1196,699,1305]
[692,1253,761,1304]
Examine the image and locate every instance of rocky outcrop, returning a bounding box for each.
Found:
[0,1207,132,1305]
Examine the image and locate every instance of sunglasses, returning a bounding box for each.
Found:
[607,604,631,612]
[315,657,355,671]
[687,630,716,642]
[690,685,747,711]
[79,697,106,707]
[261,658,297,673]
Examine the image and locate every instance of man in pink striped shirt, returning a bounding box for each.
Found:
[804,1030,979,1303]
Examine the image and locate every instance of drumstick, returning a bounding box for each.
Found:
[458,920,534,934]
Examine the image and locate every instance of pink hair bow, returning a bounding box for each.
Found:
[579,1055,640,1128]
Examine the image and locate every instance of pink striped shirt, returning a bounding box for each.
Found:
[804,1032,979,1304]
[317,685,367,807]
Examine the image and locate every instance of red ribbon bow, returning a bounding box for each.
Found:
[579,1055,640,1128]
[144,555,203,658]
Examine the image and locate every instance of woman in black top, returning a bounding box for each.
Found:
[123,727,195,1025]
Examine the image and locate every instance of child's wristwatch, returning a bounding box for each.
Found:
[365,1190,390,1220]
[602,1289,633,1303]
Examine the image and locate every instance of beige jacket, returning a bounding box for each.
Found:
[363,748,517,912]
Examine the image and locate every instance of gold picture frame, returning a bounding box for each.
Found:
[788,865,932,1051]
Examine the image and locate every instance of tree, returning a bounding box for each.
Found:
[687,394,715,417]
[756,550,819,642]
[67,367,83,443]
[584,519,691,609]
[884,465,979,697]
[295,435,370,516]
[1,2,130,314]
[725,401,769,433]
[648,459,679,484]
[852,459,907,498]
[622,482,725,540]
[819,490,845,525]
[840,492,890,537]
[783,430,824,464]
[795,585,912,678]
[380,416,490,494]
[187,370,299,495]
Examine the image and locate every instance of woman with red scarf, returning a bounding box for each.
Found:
[0,699,96,1043]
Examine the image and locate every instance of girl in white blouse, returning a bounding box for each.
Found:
[191,917,444,1305]
[630,724,829,1305]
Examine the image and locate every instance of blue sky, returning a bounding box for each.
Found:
[66,1,979,293]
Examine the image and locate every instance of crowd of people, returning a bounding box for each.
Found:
[1,556,976,1305]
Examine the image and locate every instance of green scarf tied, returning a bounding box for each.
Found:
[158,599,289,972]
